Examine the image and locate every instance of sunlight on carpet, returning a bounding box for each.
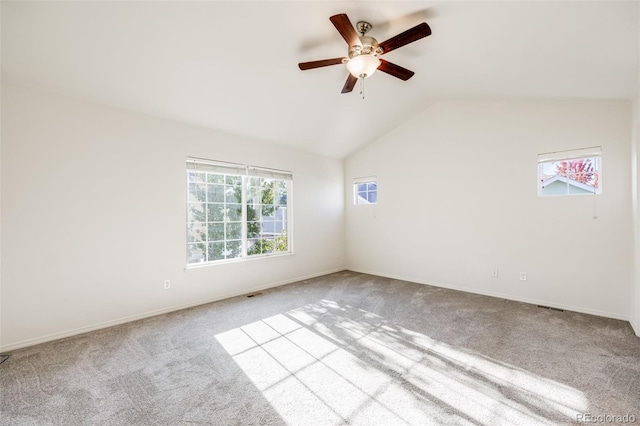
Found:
[215,300,586,425]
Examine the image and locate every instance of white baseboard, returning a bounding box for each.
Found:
[630,315,640,337]
[348,268,631,322]
[0,268,345,352]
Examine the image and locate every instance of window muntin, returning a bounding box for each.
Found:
[354,178,377,205]
[538,148,601,196]
[187,159,292,265]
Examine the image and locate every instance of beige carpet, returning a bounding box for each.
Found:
[1,271,639,425]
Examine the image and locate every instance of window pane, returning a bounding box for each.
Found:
[207,173,224,184]
[262,182,275,204]
[261,239,275,254]
[187,243,206,263]
[207,242,225,261]
[207,203,225,222]
[367,183,377,191]
[247,239,260,255]
[251,238,278,255]
[247,221,261,238]
[188,183,206,203]
[248,238,273,255]
[226,240,242,259]
[261,218,275,236]
[187,223,207,243]
[207,184,224,203]
[247,186,261,203]
[225,186,241,203]
[246,204,258,222]
[188,171,206,183]
[367,191,377,203]
[226,222,242,240]
[208,223,224,241]
[225,175,242,186]
[275,181,287,205]
[276,206,286,220]
[262,204,275,217]
[188,204,206,223]
[275,231,288,252]
[226,204,242,221]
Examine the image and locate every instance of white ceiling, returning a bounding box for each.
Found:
[2,1,638,158]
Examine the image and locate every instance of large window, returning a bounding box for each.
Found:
[186,158,291,265]
[538,147,601,196]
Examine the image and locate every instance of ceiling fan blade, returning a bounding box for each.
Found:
[298,58,345,70]
[330,14,362,48]
[377,59,415,81]
[378,22,431,54]
[341,74,358,94]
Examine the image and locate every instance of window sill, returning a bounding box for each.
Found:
[538,193,601,197]
[185,251,294,270]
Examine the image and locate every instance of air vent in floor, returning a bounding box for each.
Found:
[537,305,565,312]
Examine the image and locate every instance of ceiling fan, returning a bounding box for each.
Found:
[298,13,432,94]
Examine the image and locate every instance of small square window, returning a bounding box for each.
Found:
[538,148,601,196]
[354,179,377,205]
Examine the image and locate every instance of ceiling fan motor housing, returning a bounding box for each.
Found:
[349,35,383,59]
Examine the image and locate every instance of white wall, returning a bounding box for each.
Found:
[632,6,640,337]
[0,83,345,351]
[346,100,632,320]
[632,95,640,335]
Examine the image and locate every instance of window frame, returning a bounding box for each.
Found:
[353,177,378,205]
[537,147,602,197]
[186,157,293,267]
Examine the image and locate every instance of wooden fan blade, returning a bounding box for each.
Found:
[378,22,431,54]
[341,74,358,93]
[377,59,415,81]
[330,14,362,48]
[298,58,345,70]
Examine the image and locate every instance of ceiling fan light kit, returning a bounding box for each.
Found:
[346,55,381,79]
[298,13,431,95]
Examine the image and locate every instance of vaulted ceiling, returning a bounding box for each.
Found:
[2,1,638,158]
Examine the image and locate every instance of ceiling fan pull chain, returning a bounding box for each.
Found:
[360,77,365,99]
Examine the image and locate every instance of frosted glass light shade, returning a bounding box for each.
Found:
[347,55,381,79]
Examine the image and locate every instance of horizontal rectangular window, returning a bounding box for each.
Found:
[538,147,601,196]
[187,158,292,265]
[353,177,377,205]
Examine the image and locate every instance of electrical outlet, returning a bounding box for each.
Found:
[492,269,499,278]
[519,272,527,281]
[164,280,171,289]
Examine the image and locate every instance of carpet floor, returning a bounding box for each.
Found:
[1,271,639,425]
